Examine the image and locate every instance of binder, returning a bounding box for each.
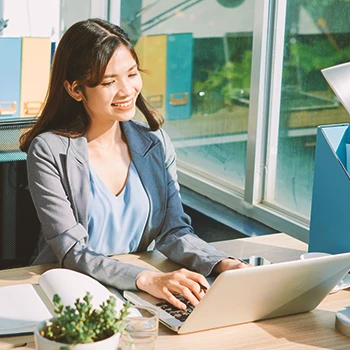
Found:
[135,33,193,120]
[19,37,51,117]
[50,41,56,68]
[166,33,193,120]
[136,35,167,118]
[0,38,22,117]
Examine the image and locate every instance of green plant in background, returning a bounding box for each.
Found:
[288,39,350,73]
[283,36,350,92]
[39,292,130,348]
[286,0,350,77]
[193,50,252,108]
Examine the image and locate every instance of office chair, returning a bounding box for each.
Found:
[0,117,40,269]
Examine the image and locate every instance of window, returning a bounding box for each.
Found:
[118,0,350,240]
[263,0,350,234]
[121,0,254,193]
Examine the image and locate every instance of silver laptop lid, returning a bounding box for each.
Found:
[125,252,350,334]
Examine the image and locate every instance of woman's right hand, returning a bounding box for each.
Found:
[135,268,210,310]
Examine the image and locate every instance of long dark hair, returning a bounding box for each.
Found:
[20,18,163,153]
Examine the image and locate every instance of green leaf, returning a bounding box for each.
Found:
[40,292,130,345]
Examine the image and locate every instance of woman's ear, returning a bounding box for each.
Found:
[64,80,83,101]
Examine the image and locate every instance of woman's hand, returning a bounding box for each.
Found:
[136,268,210,310]
[213,258,252,274]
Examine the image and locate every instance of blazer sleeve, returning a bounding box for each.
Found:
[154,129,230,276]
[27,135,149,290]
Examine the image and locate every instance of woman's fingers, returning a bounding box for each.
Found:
[164,289,188,310]
[170,269,209,303]
[161,270,202,308]
[136,268,209,309]
[213,258,253,274]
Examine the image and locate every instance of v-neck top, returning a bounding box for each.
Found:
[87,161,150,255]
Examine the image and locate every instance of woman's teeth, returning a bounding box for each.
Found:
[112,100,132,107]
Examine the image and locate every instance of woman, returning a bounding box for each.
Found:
[20,18,248,310]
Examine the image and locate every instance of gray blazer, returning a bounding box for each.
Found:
[27,120,229,290]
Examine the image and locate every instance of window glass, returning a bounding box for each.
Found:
[121,0,255,191]
[265,0,350,218]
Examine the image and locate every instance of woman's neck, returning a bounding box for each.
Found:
[86,121,124,149]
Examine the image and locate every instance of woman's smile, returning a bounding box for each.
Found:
[111,98,134,110]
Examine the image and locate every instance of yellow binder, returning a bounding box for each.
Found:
[20,38,51,117]
[135,35,167,118]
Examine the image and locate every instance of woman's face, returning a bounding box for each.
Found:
[82,44,142,124]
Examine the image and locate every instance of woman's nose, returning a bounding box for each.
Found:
[118,79,134,96]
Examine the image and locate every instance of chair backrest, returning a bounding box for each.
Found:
[0,117,40,269]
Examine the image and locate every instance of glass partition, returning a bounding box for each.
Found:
[122,0,255,192]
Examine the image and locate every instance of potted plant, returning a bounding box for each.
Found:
[34,292,130,350]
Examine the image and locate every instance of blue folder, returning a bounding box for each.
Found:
[0,38,22,117]
[166,33,193,120]
[309,123,350,253]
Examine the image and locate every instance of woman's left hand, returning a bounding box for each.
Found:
[213,258,252,274]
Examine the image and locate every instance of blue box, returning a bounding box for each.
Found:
[309,123,350,253]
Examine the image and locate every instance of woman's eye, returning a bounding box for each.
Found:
[129,72,138,78]
[101,81,114,86]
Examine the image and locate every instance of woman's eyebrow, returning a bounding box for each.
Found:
[103,64,138,78]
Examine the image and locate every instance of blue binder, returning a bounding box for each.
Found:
[166,33,193,120]
[309,123,350,253]
[50,42,56,69]
[0,38,22,117]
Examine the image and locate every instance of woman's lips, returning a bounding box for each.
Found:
[111,99,134,110]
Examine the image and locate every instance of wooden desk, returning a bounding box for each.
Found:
[1,233,350,349]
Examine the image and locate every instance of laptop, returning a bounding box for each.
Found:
[124,252,350,334]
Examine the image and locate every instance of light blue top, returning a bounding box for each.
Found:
[87,161,149,255]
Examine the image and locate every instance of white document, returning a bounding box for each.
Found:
[0,284,52,333]
[0,268,125,336]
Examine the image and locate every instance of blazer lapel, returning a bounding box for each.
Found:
[122,121,167,250]
[66,136,90,229]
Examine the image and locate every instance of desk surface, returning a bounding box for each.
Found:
[1,233,350,349]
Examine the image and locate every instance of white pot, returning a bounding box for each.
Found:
[34,319,120,350]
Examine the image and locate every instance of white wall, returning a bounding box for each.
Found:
[0,0,108,41]
[2,0,60,40]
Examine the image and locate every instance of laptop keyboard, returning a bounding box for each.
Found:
[156,294,194,322]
